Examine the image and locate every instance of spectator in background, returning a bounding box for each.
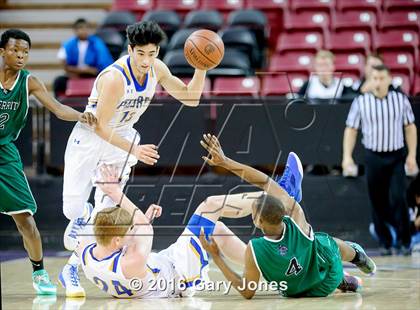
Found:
[298,50,352,100]
[342,65,418,255]
[53,18,113,96]
[353,53,384,94]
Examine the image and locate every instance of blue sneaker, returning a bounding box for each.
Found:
[276,152,303,203]
[59,264,85,298]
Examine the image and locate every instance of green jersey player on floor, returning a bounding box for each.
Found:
[0,29,96,295]
[199,134,377,299]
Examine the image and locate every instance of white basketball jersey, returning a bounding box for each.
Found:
[86,55,158,133]
[80,243,180,298]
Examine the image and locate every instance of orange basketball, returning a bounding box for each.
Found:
[184,29,225,70]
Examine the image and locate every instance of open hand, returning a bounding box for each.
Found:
[199,228,220,257]
[200,133,227,167]
[134,144,160,165]
[96,164,122,196]
[79,112,97,127]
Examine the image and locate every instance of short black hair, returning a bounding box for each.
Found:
[73,18,88,28]
[254,194,287,225]
[0,29,31,49]
[126,21,166,48]
[372,64,390,74]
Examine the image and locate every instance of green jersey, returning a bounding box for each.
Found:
[0,69,37,215]
[0,69,30,163]
[250,216,342,297]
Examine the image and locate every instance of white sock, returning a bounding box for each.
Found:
[67,252,80,266]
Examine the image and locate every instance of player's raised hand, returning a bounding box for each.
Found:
[96,164,122,195]
[200,133,227,166]
[145,204,162,223]
[199,228,220,257]
[134,144,160,165]
[79,112,97,127]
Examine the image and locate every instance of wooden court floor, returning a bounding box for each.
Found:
[2,255,419,310]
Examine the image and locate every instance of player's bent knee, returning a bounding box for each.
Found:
[202,195,226,212]
[63,200,86,220]
[214,221,228,235]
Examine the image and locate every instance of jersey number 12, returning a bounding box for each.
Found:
[0,113,10,130]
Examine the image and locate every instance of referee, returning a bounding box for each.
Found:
[342,64,418,255]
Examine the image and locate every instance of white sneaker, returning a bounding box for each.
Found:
[59,264,86,298]
[63,203,93,251]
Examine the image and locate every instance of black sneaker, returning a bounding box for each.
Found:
[346,241,377,275]
[338,274,362,293]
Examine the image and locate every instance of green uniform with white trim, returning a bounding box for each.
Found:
[250,216,343,297]
[0,69,37,215]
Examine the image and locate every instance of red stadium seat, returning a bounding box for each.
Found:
[333,11,377,35]
[155,0,200,16]
[326,31,371,55]
[213,77,260,97]
[111,0,154,14]
[413,73,420,95]
[284,11,329,35]
[261,73,308,96]
[65,78,96,97]
[276,32,323,54]
[391,73,412,95]
[334,53,365,76]
[375,30,419,62]
[290,0,335,14]
[379,12,420,32]
[201,0,244,19]
[336,0,381,14]
[384,0,420,12]
[340,72,360,89]
[245,0,287,48]
[382,51,415,79]
[268,53,314,75]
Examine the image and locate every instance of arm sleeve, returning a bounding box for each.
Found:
[402,95,415,125]
[345,96,361,129]
[57,47,66,61]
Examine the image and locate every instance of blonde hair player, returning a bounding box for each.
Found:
[76,164,259,298]
[59,21,210,297]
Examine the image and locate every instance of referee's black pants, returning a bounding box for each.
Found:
[365,148,411,248]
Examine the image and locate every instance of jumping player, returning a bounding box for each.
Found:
[60,21,209,297]
[0,29,97,295]
[199,134,377,298]
[75,164,261,298]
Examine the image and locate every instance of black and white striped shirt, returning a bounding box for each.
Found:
[346,91,415,152]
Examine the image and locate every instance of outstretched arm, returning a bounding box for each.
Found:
[200,134,310,234]
[200,232,260,299]
[155,59,206,107]
[96,165,162,279]
[28,75,97,126]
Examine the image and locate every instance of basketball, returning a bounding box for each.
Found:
[184,29,224,70]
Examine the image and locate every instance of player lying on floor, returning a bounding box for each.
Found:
[76,164,267,298]
[199,134,377,298]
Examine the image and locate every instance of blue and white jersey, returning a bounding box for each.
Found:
[86,55,158,134]
[80,242,179,298]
